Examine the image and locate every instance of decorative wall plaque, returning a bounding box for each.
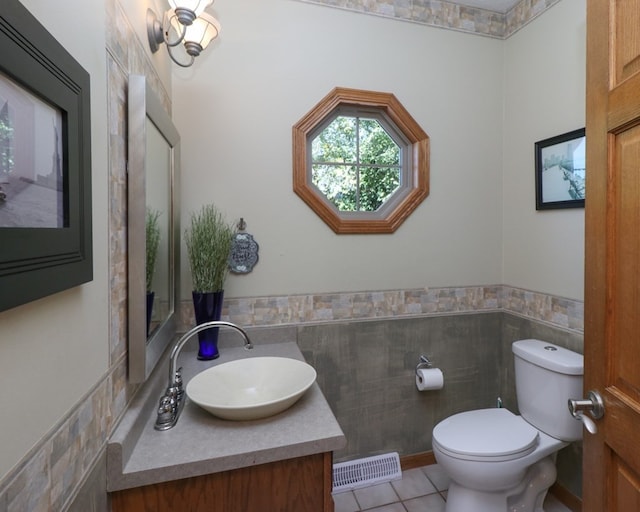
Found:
[229,221,259,274]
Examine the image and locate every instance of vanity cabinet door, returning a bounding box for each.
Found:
[110,452,334,512]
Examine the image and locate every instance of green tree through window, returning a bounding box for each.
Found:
[311,116,401,212]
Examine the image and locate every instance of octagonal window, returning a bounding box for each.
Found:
[293,88,429,234]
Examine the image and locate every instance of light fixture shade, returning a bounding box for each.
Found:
[184,12,221,53]
[168,0,214,18]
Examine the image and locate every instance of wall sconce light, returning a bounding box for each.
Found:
[147,0,221,68]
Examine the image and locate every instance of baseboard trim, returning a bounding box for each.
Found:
[400,452,582,512]
[550,482,582,512]
[399,452,436,471]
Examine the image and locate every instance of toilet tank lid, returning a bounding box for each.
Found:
[512,339,583,375]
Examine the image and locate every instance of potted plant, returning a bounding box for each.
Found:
[185,203,235,360]
[145,208,161,336]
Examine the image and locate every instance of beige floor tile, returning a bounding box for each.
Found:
[421,464,450,492]
[391,468,437,500]
[333,491,360,512]
[331,462,572,512]
[354,482,399,510]
[366,503,407,512]
[403,492,446,512]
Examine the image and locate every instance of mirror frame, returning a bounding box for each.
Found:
[128,75,181,383]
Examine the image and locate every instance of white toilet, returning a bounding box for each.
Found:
[432,339,583,512]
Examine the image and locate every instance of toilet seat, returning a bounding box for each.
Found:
[433,408,539,462]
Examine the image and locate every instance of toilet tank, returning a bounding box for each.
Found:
[512,339,583,442]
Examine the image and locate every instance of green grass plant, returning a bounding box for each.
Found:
[145,208,161,292]
[185,204,234,293]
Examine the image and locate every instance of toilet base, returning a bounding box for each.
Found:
[445,482,507,512]
[444,456,557,512]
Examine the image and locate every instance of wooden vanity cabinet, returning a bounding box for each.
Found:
[110,452,334,512]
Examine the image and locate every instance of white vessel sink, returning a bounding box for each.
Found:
[186,356,317,421]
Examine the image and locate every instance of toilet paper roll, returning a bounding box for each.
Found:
[415,368,444,391]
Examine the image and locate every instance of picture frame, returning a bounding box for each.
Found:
[0,0,92,312]
[535,128,585,210]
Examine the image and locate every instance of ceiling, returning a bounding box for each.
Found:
[451,0,522,13]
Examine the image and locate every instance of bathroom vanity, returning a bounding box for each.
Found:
[107,342,346,512]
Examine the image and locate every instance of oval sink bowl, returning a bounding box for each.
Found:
[186,357,317,421]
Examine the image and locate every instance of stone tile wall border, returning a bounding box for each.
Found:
[0,376,113,512]
[179,284,584,335]
[293,0,562,39]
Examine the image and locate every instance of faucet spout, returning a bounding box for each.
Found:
[168,321,253,388]
[155,321,253,431]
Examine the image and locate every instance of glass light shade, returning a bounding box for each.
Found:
[184,13,221,52]
[168,0,214,18]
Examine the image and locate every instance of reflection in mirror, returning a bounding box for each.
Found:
[128,75,180,383]
[145,119,171,336]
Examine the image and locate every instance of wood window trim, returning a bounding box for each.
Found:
[293,87,430,234]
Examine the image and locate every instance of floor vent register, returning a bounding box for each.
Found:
[332,452,402,493]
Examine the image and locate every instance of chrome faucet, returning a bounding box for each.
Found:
[154,321,253,431]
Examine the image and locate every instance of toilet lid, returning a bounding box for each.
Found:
[433,408,539,461]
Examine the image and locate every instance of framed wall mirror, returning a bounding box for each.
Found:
[128,75,180,383]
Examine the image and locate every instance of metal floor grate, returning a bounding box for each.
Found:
[332,452,402,493]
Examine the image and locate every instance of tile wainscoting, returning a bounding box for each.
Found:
[0,285,583,511]
[189,284,584,500]
[0,284,584,512]
[179,285,583,335]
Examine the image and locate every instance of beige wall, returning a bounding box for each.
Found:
[502,0,586,300]
[173,0,506,300]
[0,0,109,480]
[173,0,585,303]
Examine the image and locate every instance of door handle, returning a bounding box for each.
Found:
[568,390,605,419]
[568,390,604,434]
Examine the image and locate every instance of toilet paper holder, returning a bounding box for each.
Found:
[415,355,433,375]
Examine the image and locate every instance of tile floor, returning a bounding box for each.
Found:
[332,464,572,512]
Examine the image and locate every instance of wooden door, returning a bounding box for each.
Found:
[584,0,640,510]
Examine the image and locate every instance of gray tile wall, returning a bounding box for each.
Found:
[298,311,583,498]
[298,313,503,460]
[66,454,108,512]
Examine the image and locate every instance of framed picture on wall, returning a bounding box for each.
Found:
[535,128,585,210]
[0,73,65,228]
[0,0,92,312]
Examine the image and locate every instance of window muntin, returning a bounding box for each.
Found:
[310,113,403,212]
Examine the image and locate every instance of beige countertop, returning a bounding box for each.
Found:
[107,341,346,492]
